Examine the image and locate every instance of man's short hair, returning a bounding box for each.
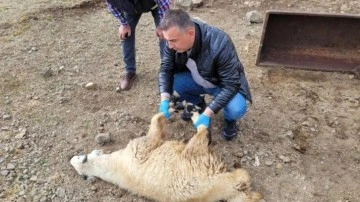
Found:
[159,9,194,32]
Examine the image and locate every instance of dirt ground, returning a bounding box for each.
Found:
[1,0,359,201]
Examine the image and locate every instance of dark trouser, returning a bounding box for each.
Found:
[122,8,165,73]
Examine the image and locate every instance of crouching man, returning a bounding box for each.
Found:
[158,9,252,141]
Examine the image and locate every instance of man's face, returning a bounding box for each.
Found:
[162,26,195,53]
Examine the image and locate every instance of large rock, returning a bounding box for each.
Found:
[172,0,193,10]
[192,0,204,7]
[245,10,263,24]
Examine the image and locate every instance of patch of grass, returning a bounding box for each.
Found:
[1,75,22,92]
[0,6,10,11]
[11,16,32,36]
[38,158,47,166]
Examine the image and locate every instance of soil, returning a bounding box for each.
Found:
[0,0,359,201]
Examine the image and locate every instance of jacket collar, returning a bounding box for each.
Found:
[188,21,202,61]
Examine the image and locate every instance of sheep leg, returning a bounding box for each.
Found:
[147,113,166,141]
[183,125,209,155]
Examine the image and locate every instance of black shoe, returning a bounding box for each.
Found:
[221,119,238,141]
[181,97,206,121]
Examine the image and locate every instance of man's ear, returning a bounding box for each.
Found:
[187,27,195,37]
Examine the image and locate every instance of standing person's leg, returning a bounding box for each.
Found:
[151,8,166,58]
[120,13,142,90]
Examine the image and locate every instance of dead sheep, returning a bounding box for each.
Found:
[70,113,262,202]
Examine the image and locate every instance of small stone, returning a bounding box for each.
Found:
[17,143,25,149]
[265,160,273,166]
[192,0,203,7]
[301,120,311,126]
[279,155,291,163]
[98,126,105,133]
[340,4,351,12]
[285,130,294,139]
[59,97,70,104]
[293,144,301,151]
[276,163,283,169]
[56,187,66,198]
[234,152,244,158]
[1,127,10,131]
[28,47,37,53]
[30,175,38,182]
[253,155,260,167]
[73,65,80,73]
[90,186,97,191]
[15,129,28,139]
[42,68,53,78]
[95,133,111,145]
[40,196,47,202]
[85,82,97,90]
[1,170,9,176]
[2,114,11,121]
[7,163,15,170]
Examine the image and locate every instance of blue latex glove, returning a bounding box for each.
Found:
[194,114,210,128]
[159,100,171,119]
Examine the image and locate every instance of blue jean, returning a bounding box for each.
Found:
[122,8,165,73]
[173,72,248,121]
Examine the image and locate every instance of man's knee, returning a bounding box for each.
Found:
[228,104,247,120]
[225,95,248,120]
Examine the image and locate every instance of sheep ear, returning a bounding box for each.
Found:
[183,125,209,155]
[147,113,166,140]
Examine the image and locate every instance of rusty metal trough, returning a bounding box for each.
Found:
[256,10,360,72]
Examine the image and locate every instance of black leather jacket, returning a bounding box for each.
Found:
[159,20,252,114]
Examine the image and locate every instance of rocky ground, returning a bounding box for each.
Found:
[0,0,359,201]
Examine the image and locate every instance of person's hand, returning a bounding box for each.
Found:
[194,114,210,128]
[118,25,131,40]
[159,100,171,119]
[155,27,164,39]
